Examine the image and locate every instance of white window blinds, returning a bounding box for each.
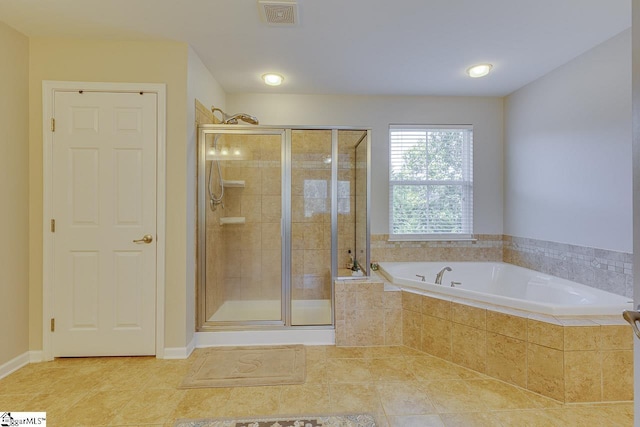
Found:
[389,125,473,240]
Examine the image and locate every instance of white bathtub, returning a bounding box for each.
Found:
[377,261,633,316]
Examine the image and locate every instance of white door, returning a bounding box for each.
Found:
[51,91,157,357]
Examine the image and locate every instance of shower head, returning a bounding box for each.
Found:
[211,107,259,125]
[224,113,259,125]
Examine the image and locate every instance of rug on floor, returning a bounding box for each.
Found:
[180,345,306,388]
[174,414,377,427]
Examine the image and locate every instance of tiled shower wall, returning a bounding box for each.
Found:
[371,234,633,297]
[216,134,283,304]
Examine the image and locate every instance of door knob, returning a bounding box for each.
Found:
[133,234,153,244]
[622,310,640,339]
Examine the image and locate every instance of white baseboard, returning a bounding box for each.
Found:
[195,329,335,348]
[0,352,30,380]
[161,329,335,357]
[162,335,196,359]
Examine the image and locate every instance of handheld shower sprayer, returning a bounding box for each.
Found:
[208,134,224,211]
[211,107,259,125]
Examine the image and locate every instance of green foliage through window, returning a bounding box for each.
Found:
[389,126,473,237]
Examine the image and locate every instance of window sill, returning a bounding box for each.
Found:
[388,234,476,242]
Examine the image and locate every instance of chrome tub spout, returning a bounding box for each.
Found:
[435,266,452,285]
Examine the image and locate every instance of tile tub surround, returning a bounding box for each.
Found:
[370,234,634,298]
[503,235,634,298]
[401,291,634,403]
[370,234,504,263]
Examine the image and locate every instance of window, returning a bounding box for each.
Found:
[389,125,473,240]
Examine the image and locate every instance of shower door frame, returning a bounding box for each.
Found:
[197,125,371,331]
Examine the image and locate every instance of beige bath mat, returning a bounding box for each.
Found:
[180,345,306,388]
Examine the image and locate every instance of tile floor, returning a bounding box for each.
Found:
[0,346,633,426]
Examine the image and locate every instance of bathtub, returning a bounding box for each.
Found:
[377,261,633,316]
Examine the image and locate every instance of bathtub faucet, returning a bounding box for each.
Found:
[435,266,452,285]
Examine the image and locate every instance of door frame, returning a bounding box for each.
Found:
[41,81,167,360]
[633,0,639,419]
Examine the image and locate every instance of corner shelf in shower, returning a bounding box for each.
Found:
[222,180,245,188]
[220,217,246,225]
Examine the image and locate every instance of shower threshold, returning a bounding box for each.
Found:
[207,299,332,325]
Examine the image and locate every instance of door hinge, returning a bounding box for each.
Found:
[50,118,55,132]
[50,219,55,233]
[50,318,55,332]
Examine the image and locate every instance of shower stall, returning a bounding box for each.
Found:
[197,125,370,331]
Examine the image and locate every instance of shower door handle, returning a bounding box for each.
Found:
[133,234,154,244]
[622,310,640,339]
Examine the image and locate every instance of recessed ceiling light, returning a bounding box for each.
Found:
[466,64,493,78]
[262,73,284,86]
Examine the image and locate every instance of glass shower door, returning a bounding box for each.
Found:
[201,129,285,325]
[290,130,333,325]
[198,125,369,330]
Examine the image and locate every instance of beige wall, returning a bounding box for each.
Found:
[28,38,190,350]
[0,22,30,366]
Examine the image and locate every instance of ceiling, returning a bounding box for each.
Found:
[0,0,631,97]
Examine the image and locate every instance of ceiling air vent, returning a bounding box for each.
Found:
[258,0,298,25]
